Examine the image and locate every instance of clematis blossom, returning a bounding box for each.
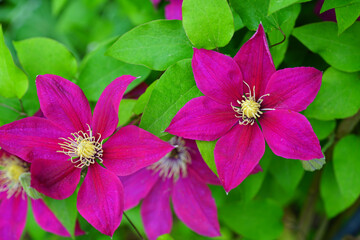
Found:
[151,0,183,20]
[0,74,173,236]
[121,137,221,240]
[0,150,84,240]
[166,24,324,192]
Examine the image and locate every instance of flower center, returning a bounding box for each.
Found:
[231,82,273,125]
[58,124,103,168]
[149,137,191,181]
[0,155,28,198]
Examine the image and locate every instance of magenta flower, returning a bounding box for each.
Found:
[151,0,183,20]
[121,137,221,240]
[0,74,173,236]
[315,0,360,22]
[0,150,84,240]
[166,24,324,192]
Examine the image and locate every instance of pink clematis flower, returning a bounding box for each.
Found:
[314,0,360,22]
[121,137,221,240]
[0,150,84,240]
[166,24,324,192]
[151,0,183,20]
[0,74,174,236]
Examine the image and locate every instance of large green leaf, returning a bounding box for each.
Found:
[268,0,309,14]
[182,0,234,49]
[0,26,28,99]
[139,59,202,136]
[308,118,336,140]
[321,0,360,12]
[77,39,150,102]
[107,20,193,71]
[14,37,77,115]
[292,22,360,72]
[196,140,217,175]
[133,80,157,115]
[305,67,360,120]
[0,96,23,126]
[335,3,360,34]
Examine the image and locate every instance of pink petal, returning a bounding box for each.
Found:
[77,164,124,236]
[192,48,243,105]
[36,74,92,133]
[103,125,173,176]
[251,164,263,174]
[166,96,238,141]
[120,168,159,210]
[263,67,322,112]
[0,195,27,240]
[31,199,70,237]
[185,139,220,185]
[0,117,66,162]
[92,75,136,139]
[141,179,173,240]
[151,0,161,7]
[260,110,324,160]
[215,124,265,192]
[234,24,275,97]
[31,158,81,200]
[172,170,220,237]
[165,0,183,20]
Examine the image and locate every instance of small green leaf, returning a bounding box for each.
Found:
[308,118,336,140]
[118,99,137,126]
[305,67,360,120]
[335,3,360,34]
[43,192,78,237]
[0,96,22,126]
[301,158,326,172]
[157,234,175,240]
[107,20,193,71]
[182,0,234,49]
[0,25,28,99]
[268,0,309,15]
[292,22,360,72]
[196,140,217,176]
[321,0,360,13]
[19,172,44,199]
[139,59,202,136]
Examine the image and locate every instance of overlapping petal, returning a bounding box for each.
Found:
[36,74,92,133]
[92,75,136,139]
[165,0,183,20]
[141,179,173,240]
[166,96,238,141]
[260,110,324,160]
[234,24,275,97]
[77,164,124,236]
[172,170,220,237]
[31,158,81,200]
[192,48,243,105]
[103,125,173,176]
[215,124,265,192]
[263,67,322,112]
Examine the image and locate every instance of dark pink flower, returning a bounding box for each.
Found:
[151,0,183,20]
[0,74,173,236]
[121,137,221,240]
[0,150,84,240]
[314,0,360,22]
[166,24,324,192]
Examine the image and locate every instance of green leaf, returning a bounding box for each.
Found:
[133,80,157,115]
[51,0,68,16]
[335,3,360,34]
[19,173,44,199]
[308,118,336,140]
[139,59,202,136]
[196,140,217,175]
[292,22,360,72]
[0,26,28,99]
[118,99,137,126]
[182,0,234,49]
[157,234,175,240]
[43,192,78,237]
[321,0,360,13]
[0,96,23,126]
[305,67,360,120]
[107,20,193,71]
[333,135,360,201]
[301,158,326,172]
[14,37,77,115]
[78,39,150,102]
[268,0,309,15]
[117,0,161,25]
[219,200,283,240]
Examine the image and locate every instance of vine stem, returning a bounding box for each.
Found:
[123,212,145,240]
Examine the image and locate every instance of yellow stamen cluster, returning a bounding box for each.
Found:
[58,124,103,168]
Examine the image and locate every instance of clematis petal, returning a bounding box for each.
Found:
[31,158,81,200]
[0,194,27,240]
[165,0,183,20]
[192,48,243,105]
[36,74,92,133]
[166,96,238,141]
[92,75,136,139]
[172,170,220,237]
[120,168,159,210]
[234,24,275,97]
[260,110,324,160]
[215,124,265,192]
[141,179,173,240]
[77,164,124,237]
[185,140,220,185]
[0,117,66,162]
[263,67,322,112]
[103,125,173,176]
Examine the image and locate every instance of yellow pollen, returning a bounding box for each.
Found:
[6,163,26,182]
[241,98,261,119]
[77,140,97,159]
